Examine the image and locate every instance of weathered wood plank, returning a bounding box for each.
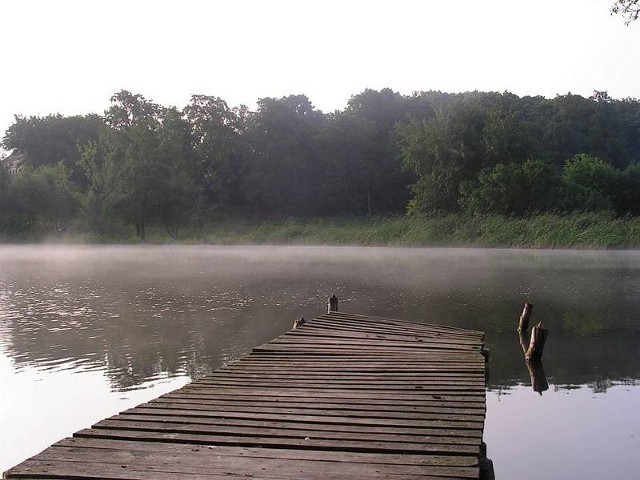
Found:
[5,460,475,480]
[174,386,485,398]
[151,394,487,410]
[118,409,484,437]
[24,446,480,478]
[118,410,484,437]
[77,426,481,455]
[54,437,481,466]
[144,398,486,415]
[93,417,482,447]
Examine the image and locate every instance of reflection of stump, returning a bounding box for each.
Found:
[525,322,548,361]
[526,359,549,395]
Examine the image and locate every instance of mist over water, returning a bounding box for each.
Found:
[1,245,639,479]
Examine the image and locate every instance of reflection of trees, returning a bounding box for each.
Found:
[1,268,304,391]
[2,246,640,392]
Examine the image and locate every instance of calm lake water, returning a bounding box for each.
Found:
[1,245,639,479]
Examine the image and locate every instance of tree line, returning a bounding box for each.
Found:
[2,88,640,239]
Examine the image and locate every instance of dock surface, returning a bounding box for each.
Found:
[4,311,487,479]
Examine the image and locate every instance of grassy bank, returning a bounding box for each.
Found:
[167,212,640,249]
[15,212,640,248]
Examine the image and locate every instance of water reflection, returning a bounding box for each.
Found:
[526,360,549,395]
[1,245,640,389]
[486,385,640,480]
[1,245,640,477]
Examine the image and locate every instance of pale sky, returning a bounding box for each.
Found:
[1,0,639,146]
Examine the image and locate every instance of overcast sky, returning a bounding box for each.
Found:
[1,0,639,146]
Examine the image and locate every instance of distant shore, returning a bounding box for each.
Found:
[10,212,640,249]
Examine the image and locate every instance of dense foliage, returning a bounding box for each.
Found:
[3,89,640,240]
[611,0,640,23]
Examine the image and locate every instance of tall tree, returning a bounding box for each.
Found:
[155,106,202,238]
[398,94,488,214]
[104,90,164,239]
[244,95,326,216]
[183,95,247,209]
[2,114,102,188]
[77,134,127,235]
[460,160,562,216]
[611,0,640,23]
[562,154,618,212]
[339,88,413,216]
[1,163,78,235]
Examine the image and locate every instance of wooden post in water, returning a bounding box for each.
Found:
[517,303,533,354]
[516,303,550,394]
[328,295,338,313]
[518,303,533,332]
[525,321,548,362]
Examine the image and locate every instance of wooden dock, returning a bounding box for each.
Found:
[4,310,489,480]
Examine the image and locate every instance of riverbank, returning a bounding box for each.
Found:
[55,212,640,248]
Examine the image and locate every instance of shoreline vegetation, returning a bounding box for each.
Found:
[5,90,640,247]
[10,212,640,249]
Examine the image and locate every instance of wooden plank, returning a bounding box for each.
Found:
[309,318,484,340]
[125,406,485,429]
[316,311,484,333]
[186,379,487,389]
[55,437,481,467]
[252,343,482,353]
[144,398,486,415]
[174,386,485,398]
[150,394,486,410]
[282,329,483,346]
[95,416,482,446]
[119,408,486,428]
[25,445,480,478]
[97,410,485,430]
[76,427,481,455]
[160,388,484,405]
[8,461,477,480]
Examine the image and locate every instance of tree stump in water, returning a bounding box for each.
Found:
[525,321,548,362]
[518,303,533,333]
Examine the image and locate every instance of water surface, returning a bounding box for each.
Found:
[1,245,639,478]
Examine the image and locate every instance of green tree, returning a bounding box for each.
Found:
[2,114,102,188]
[244,95,326,216]
[155,107,202,238]
[317,89,411,217]
[183,95,247,209]
[338,88,413,216]
[77,135,127,235]
[104,91,164,239]
[398,105,469,214]
[562,154,618,212]
[613,162,640,215]
[482,107,530,167]
[1,163,78,235]
[611,0,640,23]
[460,159,562,216]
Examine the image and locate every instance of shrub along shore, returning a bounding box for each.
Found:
[29,212,640,249]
